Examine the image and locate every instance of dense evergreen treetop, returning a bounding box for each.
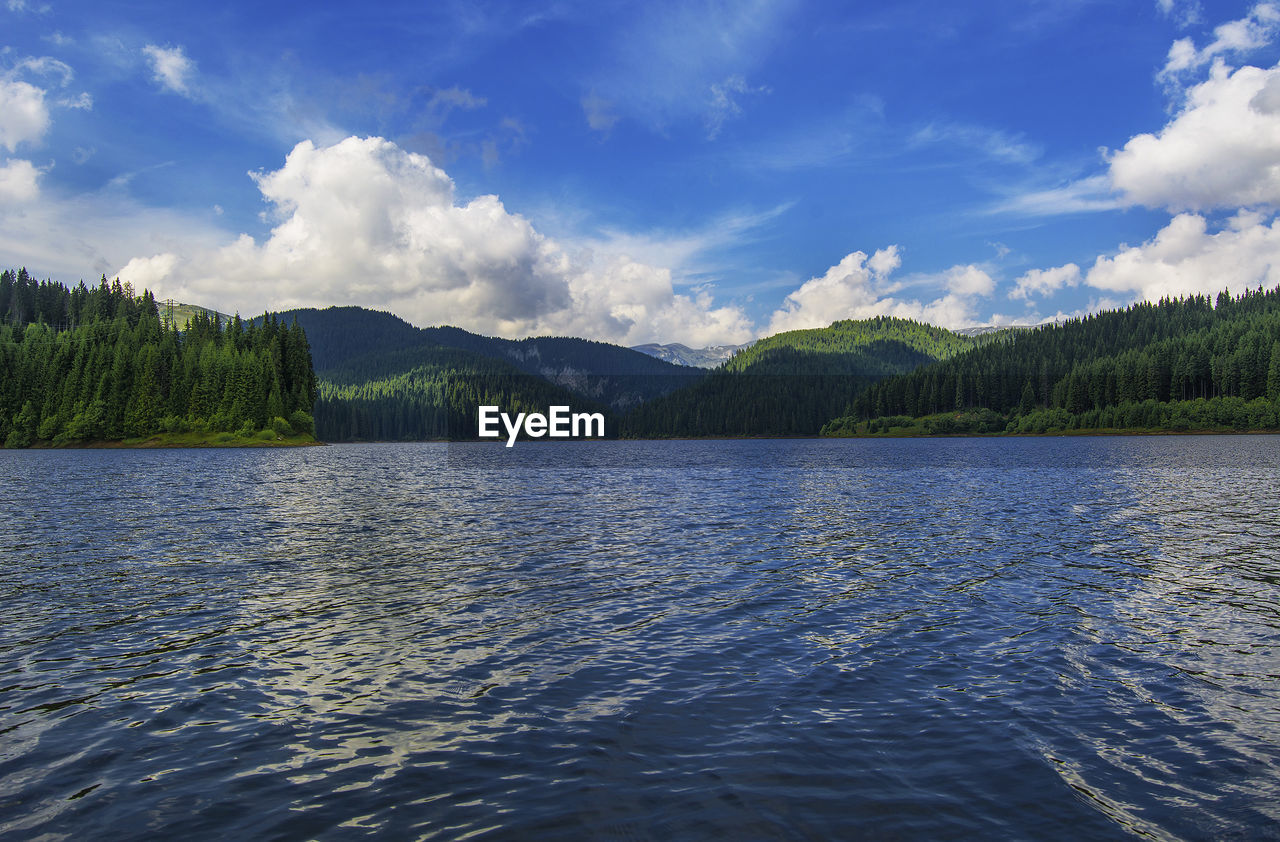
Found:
[833,287,1280,431]
[0,269,316,447]
[14,265,1277,445]
[723,316,974,374]
[315,350,610,442]
[619,316,972,437]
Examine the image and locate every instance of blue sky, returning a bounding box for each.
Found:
[3,1,1280,345]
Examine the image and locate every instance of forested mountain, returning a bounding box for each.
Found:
[280,306,698,378]
[13,266,1277,446]
[167,302,231,330]
[824,288,1280,435]
[620,317,974,437]
[278,306,703,440]
[263,307,424,371]
[722,317,973,373]
[315,346,608,442]
[0,270,316,447]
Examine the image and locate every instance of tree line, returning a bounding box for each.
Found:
[0,270,316,447]
[315,348,609,441]
[722,315,974,373]
[619,317,974,437]
[826,287,1280,435]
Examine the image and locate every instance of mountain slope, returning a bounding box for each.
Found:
[279,305,706,440]
[620,317,973,437]
[314,343,610,442]
[277,306,703,411]
[722,317,972,373]
[824,288,1280,435]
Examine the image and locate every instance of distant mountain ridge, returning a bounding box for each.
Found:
[630,341,754,368]
[278,306,699,378]
[277,307,980,440]
[721,317,972,374]
[620,316,974,437]
[270,307,705,439]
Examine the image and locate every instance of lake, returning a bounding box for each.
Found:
[2,437,1278,840]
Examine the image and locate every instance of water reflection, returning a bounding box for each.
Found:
[1,437,1278,839]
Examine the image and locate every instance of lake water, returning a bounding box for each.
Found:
[2,437,1279,840]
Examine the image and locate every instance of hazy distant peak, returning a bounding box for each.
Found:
[631,341,755,368]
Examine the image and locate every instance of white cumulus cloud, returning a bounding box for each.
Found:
[0,55,88,155]
[117,136,755,346]
[1084,210,1280,300]
[1110,60,1280,210]
[142,44,196,96]
[0,158,39,202]
[1010,263,1082,300]
[1159,2,1280,80]
[765,247,993,334]
[766,248,897,335]
[0,77,49,152]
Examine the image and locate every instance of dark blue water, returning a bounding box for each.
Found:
[2,437,1279,840]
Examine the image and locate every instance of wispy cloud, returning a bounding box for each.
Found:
[586,0,795,133]
[705,75,769,140]
[1158,2,1280,85]
[142,44,196,96]
[11,55,73,86]
[6,0,51,14]
[730,95,885,171]
[1155,0,1202,28]
[910,121,1041,165]
[581,90,618,134]
[990,174,1119,216]
[425,85,486,115]
[581,202,795,287]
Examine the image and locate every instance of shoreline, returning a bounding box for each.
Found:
[21,433,325,449]
[819,427,1280,439]
[281,428,1279,445]
[13,429,1278,449]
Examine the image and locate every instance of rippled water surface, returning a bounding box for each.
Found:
[2,437,1280,840]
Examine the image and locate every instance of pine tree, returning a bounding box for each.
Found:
[1018,380,1036,415]
[1268,341,1280,402]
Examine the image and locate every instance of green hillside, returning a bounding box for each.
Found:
[314,343,611,441]
[824,287,1280,436]
[279,306,702,440]
[620,316,974,437]
[278,306,699,379]
[159,301,231,331]
[722,316,973,374]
